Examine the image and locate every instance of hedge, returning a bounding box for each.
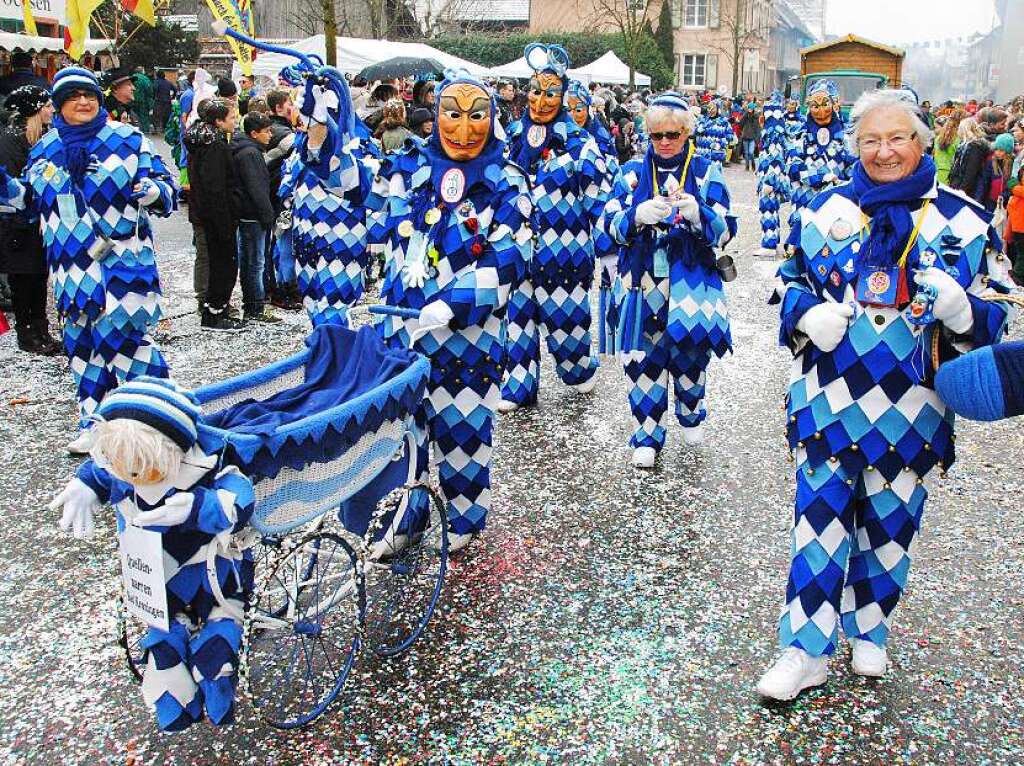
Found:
[429,32,676,90]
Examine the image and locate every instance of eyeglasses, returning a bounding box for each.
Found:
[66,90,99,103]
[650,130,682,141]
[859,133,917,151]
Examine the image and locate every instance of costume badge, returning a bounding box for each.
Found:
[398,220,414,238]
[527,124,547,147]
[919,249,937,268]
[850,241,861,254]
[817,127,831,146]
[424,208,442,225]
[855,266,900,307]
[42,162,57,181]
[517,194,532,218]
[822,245,830,258]
[829,219,854,240]
[830,269,842,287]
[842,258,855,274]
[817,264,828,277]
[439,168,466,204]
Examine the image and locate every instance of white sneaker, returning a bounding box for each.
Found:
[496,399,520,413]
[850,638,888,677]
[572,376,598,394]
[681,424,705,445]
[753,246,779,258]
[66,429,95,455]
[756,648,828,702]
[367,533,409,561]
[446,532,474,553]
[632,446,657,469]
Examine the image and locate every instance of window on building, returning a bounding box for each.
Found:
[684,0,708,27]
[679,53,717,88]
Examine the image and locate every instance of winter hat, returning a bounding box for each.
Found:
[5,85,50,119]
[217,77,238,98]
[993,133,1015,153]
[408,107,432,130]
[51,67,103,109]
[96,376,203,452]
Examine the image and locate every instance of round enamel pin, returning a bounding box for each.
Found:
[424,208,442,225]
[868,270,890,294]
[830,219,854,240]
[817,127,831,146]
[398,220,414,237]
[439,168,465,204]
[517,194,532,218]
[527,124,547,148]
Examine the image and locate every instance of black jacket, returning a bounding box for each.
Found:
[0,68,48,97]
[0,122,45,274]
[264,115,295,212]
[231,133,275,227]
[185,124,239,240]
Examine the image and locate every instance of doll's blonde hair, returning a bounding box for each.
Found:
[91,418,184,485]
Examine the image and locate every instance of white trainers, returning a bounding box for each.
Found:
[572,376,598,394]
[367,533,409,561]
[756,648,828,702]
[681,424,705,445]
[632,446,657,469]
[446,532,474,553]
[753,246,779,258]
[850,638,888,677]
[66,429,95,455]
[496,399,520,414]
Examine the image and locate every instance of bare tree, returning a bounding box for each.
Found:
[412,0,490,37]
[590,0,657,87]
[699,0,771,95]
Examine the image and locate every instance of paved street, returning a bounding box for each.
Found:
[1,159,1022,765]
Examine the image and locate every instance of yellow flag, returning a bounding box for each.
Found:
[65,0,105,61]
[122,0,156,26]
[206,0,255,76]
[22,0,37,36]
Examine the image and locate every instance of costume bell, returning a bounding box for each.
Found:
[786,80,854,224]
[754,92,790,256]
[759,106,1010,701]
[0,68,176,448]
[498,45,613,411]
[695,101,734,165]
[279,66,382,328]
[51,378,256,731]
[605,93,736,467]
[374,70,532,550]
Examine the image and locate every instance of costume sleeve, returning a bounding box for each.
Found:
[592,157,622,258]
[609,165,639,245]
[135,136,177,217]
[773,215,823,354]
[366,161,408,246]
[786,133,805,184]
[177,466,256,536]
[0,162,28,213]
[694,160,736,248]
[578,136,613,242]
[75,460,115,504]
[442,173,533,329]
[278,151,300,208]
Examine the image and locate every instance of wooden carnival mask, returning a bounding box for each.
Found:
[809,95,835,127]
[528,73,563,124]
[438,82,492,161]
[567,94,588,128]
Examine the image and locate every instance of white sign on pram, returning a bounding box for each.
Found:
[120,526,171,632]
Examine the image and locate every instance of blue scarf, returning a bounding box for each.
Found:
[852,154,937,268]
[510,111,566,171]
[54,107,108,187]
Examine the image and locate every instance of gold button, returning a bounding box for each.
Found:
[916,478,924,485]
[866,465,874,471]
[888,445,896,452]
[830,456,838,463]
[846,478,854,486]
[790,415,797,422]
[807,468,815,476]
[814,432,822,440]
[883,482,891,489]
[797,441,805,448]
[851,444,859,452]
[924,443,931,451]
[874,314,885,326]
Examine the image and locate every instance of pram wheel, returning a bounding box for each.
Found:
[363,484,448,657]
[243,530,363,729]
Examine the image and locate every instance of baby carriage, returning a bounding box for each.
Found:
[118,319,449,729]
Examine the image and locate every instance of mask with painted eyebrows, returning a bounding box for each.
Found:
[437,83,492,161]
[567,95,588,127]
[528,73,563,124]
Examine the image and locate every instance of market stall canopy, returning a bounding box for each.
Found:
[483,50,651,86]
[234,35,486,80]
[0,32,113,55]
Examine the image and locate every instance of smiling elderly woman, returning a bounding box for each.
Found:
[758,89,1012,702]
[604,92,736,468]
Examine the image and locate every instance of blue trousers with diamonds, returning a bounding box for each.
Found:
[759,188,784,250]
[64,313,169,429]
[501,276,599,405]
[779,456,927,657]
[294,234,365,328]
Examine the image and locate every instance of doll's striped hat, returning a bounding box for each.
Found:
[95,377,203,452]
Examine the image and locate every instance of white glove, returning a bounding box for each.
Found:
[133,492,194,529]
[418,300,454,330]
[796,302,854,353]
[132,178,161,206]
[309,85,339,125]
[915,267,973,334]
[50,478,101,540]
[674,193,701,226]
[634,197,672,226]
[402,258,428,290]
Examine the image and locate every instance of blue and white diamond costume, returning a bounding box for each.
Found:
[786,81,854,224]
[0,68,176,429]
[500,47,613,407]
[374,71,532,538]
[278,68,383,328]
[756,92,790,253]
[771,158,1010,658]
[605,94,736,453]
[695,102,734,166]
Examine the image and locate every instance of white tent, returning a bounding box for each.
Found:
[234,34,486,80]
[0,32,113,55]
[570,51,650,87]
[484,56,533,79]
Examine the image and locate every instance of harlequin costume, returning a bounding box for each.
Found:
[767,153,1009,682]
[604,93,736,463]
[786,81,854,225]
[499,45,613,410]
[374,69,532,546]
[0,68,176,439]
[755,92,790,256]
[695,102,734,166]
[278,68,383,328]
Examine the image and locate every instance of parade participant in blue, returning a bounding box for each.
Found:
[695,100,733,166]
[0,67,177,455]
[497,44,613,412]
[277,61,384,328]
[786,80,854,224]
[604,93,736,468]
[566,78,622,355]
[758,90,1011,702]
[754,91,790,257]
[783,97,803,137]
[49,377,256,731]
[374,69,532,551]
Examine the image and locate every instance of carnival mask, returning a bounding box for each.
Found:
[528,73,563,124]
[809,96,834,127]
[567,94,588,128]
[437,83,491,161]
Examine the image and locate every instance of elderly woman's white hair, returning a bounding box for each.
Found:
[643,103,697,137]
[844,89,934,156]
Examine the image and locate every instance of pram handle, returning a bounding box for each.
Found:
[367,305,422,320]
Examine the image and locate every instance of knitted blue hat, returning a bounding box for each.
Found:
[52,67,103,109]
[96,376,203,452]
[808,79,839,102]
[650,91,689,112]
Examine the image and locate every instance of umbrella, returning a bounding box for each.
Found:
[357,56,444,81]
